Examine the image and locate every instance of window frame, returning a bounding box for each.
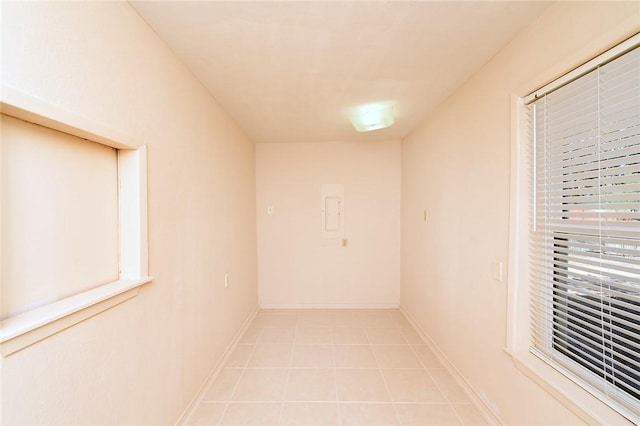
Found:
[506,33,640,425]
[0,86,152,356]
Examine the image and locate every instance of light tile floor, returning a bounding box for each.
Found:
[184,309,490,426]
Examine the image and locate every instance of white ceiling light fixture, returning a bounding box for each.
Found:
[351,102,395,132]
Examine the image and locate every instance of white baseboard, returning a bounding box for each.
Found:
[400,306,502,426]
[258,303,400,309]
[175,307,259,426]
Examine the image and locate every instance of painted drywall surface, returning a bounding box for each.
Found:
[401,2,639,425]
[256,141,400,307]
[1,2,257,425]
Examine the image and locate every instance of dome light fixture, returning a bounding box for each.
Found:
[350,102,394,132]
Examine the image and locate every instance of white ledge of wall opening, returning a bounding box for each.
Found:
[0,86,153,356]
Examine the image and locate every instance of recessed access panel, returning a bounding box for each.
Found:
[321,184,344,238]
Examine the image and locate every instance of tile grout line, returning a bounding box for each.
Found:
[330,314,342,426]
[406,324,466,426]
[214,338,259,426]
[276,312,300,425]
[403,315,469,426]
[201,309,483,426]
[365,326,404,426]
[427,368,468,426]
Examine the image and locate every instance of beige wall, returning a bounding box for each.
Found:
[401,2,640,425]
[256,141,401,307]
[1,2,257,424]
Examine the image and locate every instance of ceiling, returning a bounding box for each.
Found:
[131,1,551,143]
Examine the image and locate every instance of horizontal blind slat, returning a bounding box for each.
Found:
[544,141,640,166]
[529,257,640,289]
[529,271,640,304]
[536,223,640,238]
[544,182,639,198]
[530,287,640,327]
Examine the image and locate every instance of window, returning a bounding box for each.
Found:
[528,42,639,420]
[0,86,152,356]
[2,114,120,318]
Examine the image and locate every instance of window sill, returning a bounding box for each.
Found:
[0,277,152,356]
[504,347,638,425]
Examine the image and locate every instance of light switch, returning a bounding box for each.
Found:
[492,260,504,282]
[267,206,274,215]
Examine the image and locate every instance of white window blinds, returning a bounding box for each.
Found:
[530,43,640,421]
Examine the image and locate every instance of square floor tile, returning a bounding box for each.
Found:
[295,327,333,344]
[383,369,446,402]
[338,403,400,425]
[335,369,390,401]
[185,402,226,425]
[219,402,281,425]
[248,344,292,368]
[240,328,261,344]
[291,345,334,368]
[372,345,421,368]
[400,327,424,344]
[279,402,340,425]
[453,404,490,425]
[203,368,244,401]
[390,312,412,328]
[366,328,407,344]
[331,311,367,327]
[332,328,369,345]
[362,312,396,328]
[395,403,462,425]
[284,368,336,401]
[429,370,470,403]
[412,345,442,368]
[256,327,295,343]
[232,369,287,401]
[298,311,333,327]
[225,345,254,368]
[253,313,298,328]
[333,345,378,368]
[186,309,489,426]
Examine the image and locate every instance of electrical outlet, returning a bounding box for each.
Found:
[342,238,348,247]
